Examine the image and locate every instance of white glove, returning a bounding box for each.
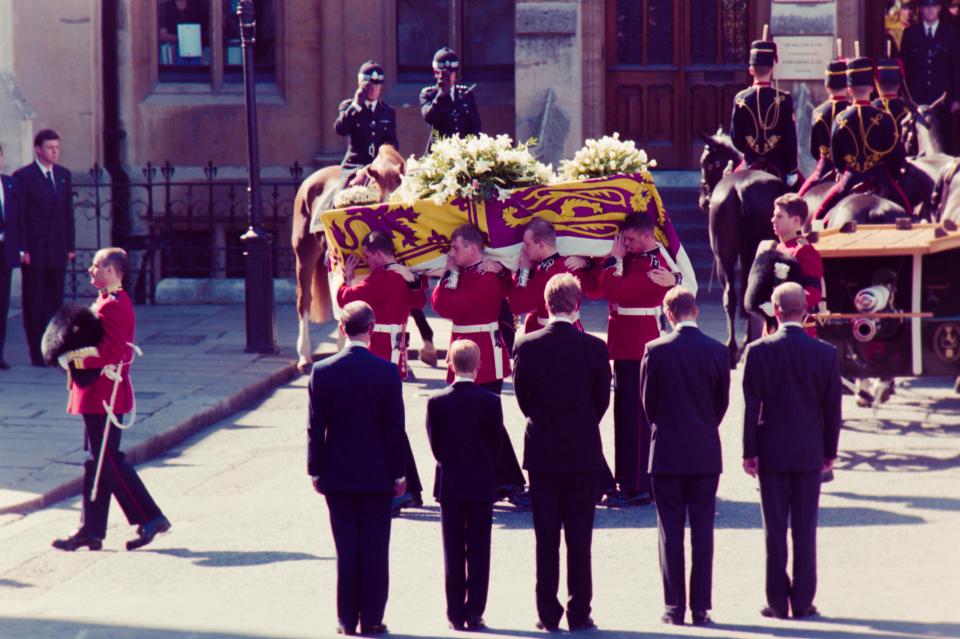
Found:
[774,263,790,280]
[759,301,775,317]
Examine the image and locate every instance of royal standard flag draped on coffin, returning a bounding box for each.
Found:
[316,173,688,280]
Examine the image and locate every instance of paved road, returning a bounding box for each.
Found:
[0,309,958,638]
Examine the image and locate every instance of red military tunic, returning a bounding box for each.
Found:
[777,236,823,338]
[68,287,135,415]
[508,254,595,333]
[597,251,673,360]
[336,265,426,378]
[432,262,513,384]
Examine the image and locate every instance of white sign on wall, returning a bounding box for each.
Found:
[773,35,835,80]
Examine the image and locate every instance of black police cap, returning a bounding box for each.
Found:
[826,59,848,91]
[918,0,941,7]
[432,47,460,70]
[358,61,385,84]
[876,58,903,88]
[749,40,777,67]
[846,57,875,88]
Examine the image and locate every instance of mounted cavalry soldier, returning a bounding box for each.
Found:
[730,38,800,186]
[873,57,911,138]
[335,61,400,169]
[813,57,912,221]
[420,47,482,153]
[799,58,850,196]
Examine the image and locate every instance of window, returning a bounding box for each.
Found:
[396,0,515,84]
[158,0,276,85]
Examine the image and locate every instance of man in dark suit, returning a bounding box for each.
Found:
[308,301,408,636]
[899,0,960,153]
[640,286,729,626]
[0,143,23,370]
[14,129,75,366]
[426,339,502,631]
[742,282,842,620]
[513,273,612,632]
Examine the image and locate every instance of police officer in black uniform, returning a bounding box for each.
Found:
[799,59,849,196]
[730,40,799,185]
[898,0,960,153]
[813,57,911,221]
[874,57,911,140]
[419,47,482,153]
[335,61,400,169]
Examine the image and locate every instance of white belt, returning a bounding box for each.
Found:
[616,306,661,317]
[451,321,503,379]
[373,323,404,364]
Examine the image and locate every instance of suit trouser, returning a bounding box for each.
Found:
[21,264,65,363]
[479,380,526,489]
[613,360,650,494]
[80,413,163,538]
[325,491,393,629]
[440,499,493,625]
[401,434,423,496]
[0,257,11,361]
[530,471,599,627]
[651,473,720,615]
[758,470,821,614]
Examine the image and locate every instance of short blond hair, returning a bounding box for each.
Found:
[663,286,697,319]
[544,272,581,314]
[773,282,807,317]
[449,339,480,375]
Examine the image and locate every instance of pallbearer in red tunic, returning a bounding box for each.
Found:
[432,224,528,501]
[337,230,427,511]
[508,218,594,334]
[53,248,170,552]
[771,194,822,338]
[337,230,426,380]
[596,213,680,507]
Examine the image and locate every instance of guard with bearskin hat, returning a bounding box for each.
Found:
[335,60,400,169]
[420,47,482,153]
[730,36,800,185]
[814,57,912,221]
[799,57,849,195]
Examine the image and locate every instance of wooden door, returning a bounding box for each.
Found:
[606,0,753,169]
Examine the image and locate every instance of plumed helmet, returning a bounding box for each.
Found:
[826,59,848,91]
[749,40,778,67]
[876,58,904,88]
[846,57,875,88]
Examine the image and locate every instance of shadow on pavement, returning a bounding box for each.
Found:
[715,499,925,528]
[828,490,960,512]
[0,579,33,589]
[719,618,956,639]
[145,547,330,568]
[842,419,960,438]
[837,450,960,472]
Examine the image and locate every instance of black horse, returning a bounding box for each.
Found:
[699,131,784,366]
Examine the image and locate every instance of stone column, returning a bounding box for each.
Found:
[515,1,582,168]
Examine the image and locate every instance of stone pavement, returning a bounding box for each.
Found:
[0,302,339,515]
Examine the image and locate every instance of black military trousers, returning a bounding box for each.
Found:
[410,307,434,343]
[758,470,822,615]
[80,413,163,538]
[325,491,394,630]
[530,471,599,628]
[651,473,720,616]
[401,433,423,496]
[613,360,651,495]
[21,264,65,364]
[479,380,526,489]
[0,253,11,361]
[440,499,493,625]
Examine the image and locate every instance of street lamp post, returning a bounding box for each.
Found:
[237,0,277,353]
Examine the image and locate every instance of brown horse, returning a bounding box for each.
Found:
[292,145,405,373]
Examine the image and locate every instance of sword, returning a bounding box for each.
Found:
[90,342,143,502]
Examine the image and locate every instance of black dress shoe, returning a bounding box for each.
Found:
[793,605,820,619]
[508,489,532,509]
[126,515,171,550]
[448,621,466,631]
[336,624,357,635]
[359,623,388,635]
[691,611,712,625]
[465,617,486,630]
[660,612,684,625]
[605,491,653,508]
[52,530,103,551]
[761,606,788,619]
[569,617,597,631]
[535,620,560,632]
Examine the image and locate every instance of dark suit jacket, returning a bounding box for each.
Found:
[1,174,23,269]
[513,320,612,473]
[426,381,503,502]
[640,325,730,475]
[308,345,407,493]
[899,22,960,105]
[741,326,842,472]
[12,162,74,269]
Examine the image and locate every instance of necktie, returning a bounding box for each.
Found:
[0,185,5,233]
[47,170,56,194]
[928,27,934,41]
